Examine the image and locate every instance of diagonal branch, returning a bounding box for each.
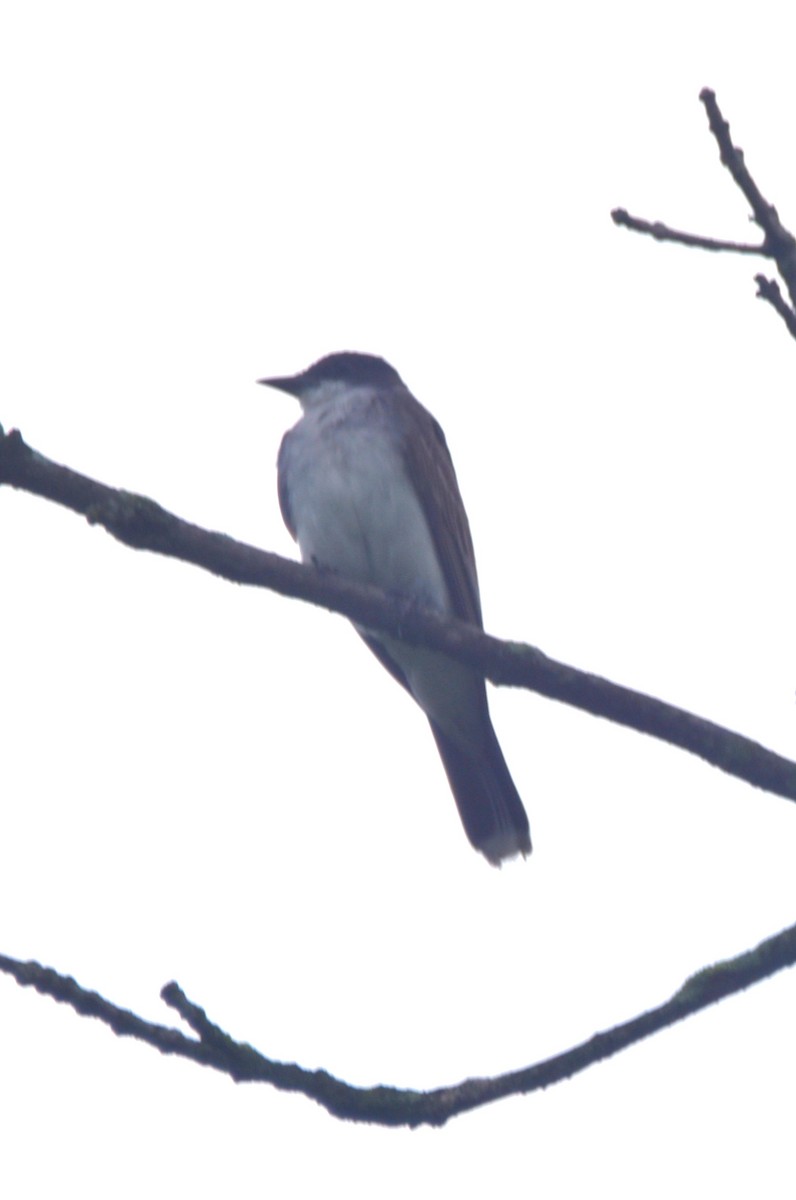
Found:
[612,89,796,340]
[3,920,796,1126]
[698,88,796,307]
[3,423,796,807]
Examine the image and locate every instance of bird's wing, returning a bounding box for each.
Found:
[276,432,297,540]
[397,393,483,628]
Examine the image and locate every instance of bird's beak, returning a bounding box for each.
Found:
[257,374,301,397]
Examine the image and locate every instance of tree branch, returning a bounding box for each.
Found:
[611,209,765,256]
[3,423,796,806]
[754,274,796,339]
[699,88,796,309]
[612,89,796,340]
[3,921,795,1126]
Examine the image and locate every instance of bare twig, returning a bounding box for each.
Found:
[611,209,764,256]
[3,424,796,806]
[755,274,796,338]
[3,921,795,1126]
[613,89,796,340]
[699,88,796,309]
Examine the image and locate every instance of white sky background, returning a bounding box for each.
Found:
[2,2,796,1195]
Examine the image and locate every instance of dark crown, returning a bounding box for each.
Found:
[300,352,403,389]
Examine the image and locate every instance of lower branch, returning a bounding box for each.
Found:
[3,923,795,1126]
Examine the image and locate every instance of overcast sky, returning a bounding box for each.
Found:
[3,3,796,1196]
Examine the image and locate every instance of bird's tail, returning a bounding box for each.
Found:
[429,718,531,865]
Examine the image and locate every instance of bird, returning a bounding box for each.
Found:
[259,352,531,865]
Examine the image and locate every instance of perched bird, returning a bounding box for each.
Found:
[260,352,530,865]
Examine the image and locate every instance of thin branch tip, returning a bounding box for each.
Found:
[615,88,796,342]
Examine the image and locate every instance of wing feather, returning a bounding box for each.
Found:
[393,391,483,628]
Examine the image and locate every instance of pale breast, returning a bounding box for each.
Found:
[278,400,452,613]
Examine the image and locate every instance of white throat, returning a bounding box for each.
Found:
[296,379,377,413]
